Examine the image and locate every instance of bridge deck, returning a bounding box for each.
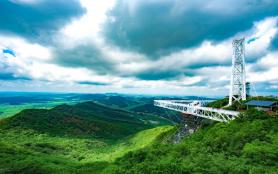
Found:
[154,100,239,122]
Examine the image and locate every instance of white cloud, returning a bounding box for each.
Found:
[0,35,52,62]
[56,0,148,67]
[142,17,278,74]
[247,52,278,85]
[58,0,116,47]
[245,17,278,58]
[0,35,117,84]
[0,1,277,95]
[152,40,231,71]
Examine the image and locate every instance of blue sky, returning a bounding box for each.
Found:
[0,0,278,96]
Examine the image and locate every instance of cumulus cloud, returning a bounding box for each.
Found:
[104,0,278,56]
[248,52,278,83]
[0,0,277,96]
[125,16,278,81]
[0,35,114,85]
[0,35,52,61]
[271,33,278,50]
[0,0,85,42]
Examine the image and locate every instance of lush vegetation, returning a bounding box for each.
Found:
[0,101,78,119]
[1,94,277,174]
[0,125,173,174]
[1,101,172,139]
[207,96,278,111]
[0,93,183,122]
[0,100,173,173]
[104,109,278,174]
[0,92,83,119]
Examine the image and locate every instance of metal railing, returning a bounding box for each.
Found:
[154,100,239,122]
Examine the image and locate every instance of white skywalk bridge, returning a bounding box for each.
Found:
[154,100,240,122]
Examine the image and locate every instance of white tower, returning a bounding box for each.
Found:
[229,38,246,106]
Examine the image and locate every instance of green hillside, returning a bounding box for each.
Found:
[1,101,171,139]
[91,95,140,108]
[104,109,278,174]
[0,101,173,173]
[1,98,277,173]
[130,103,182,123]
[0,125,173,174]
[88,95,183,123]
[0,93,183,124]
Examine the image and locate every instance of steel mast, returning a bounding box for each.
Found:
[228,38,246,106]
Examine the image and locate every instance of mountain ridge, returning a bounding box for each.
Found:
[0,101,169,139]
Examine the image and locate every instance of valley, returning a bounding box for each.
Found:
[0,124,173,173]
[0,92,188,122]
[0,93,277,173]
[1,1,278,173]
[0,93,176,173]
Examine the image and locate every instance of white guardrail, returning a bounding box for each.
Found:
[154,100,240,122]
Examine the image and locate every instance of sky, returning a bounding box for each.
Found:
[0,0,278,96]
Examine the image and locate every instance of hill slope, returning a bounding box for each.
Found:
[104,109,278,173]
[130,103,182,123]
[0,101,171,139]
[0,100,174,173]
[0,125,173,174]
[2,98,276,173]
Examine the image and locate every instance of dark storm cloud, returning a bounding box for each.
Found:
[77,81,110,86]
[54,45,114,75]
[136,71,181,80]
[0,0,85,42]
[250,65,268,73]
[104,0,278,57]
[135,61,231,81]
[0,73,31,81]
[134,66,202,81]
[190,79,210,87]
[247,37,259,44]
[270,33,278,50]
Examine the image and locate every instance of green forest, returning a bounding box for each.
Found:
[104,109,278,174]
[0,96,277,174]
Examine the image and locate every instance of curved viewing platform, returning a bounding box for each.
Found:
[154,100,240,122]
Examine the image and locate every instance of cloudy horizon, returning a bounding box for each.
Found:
[0,0,278,96]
